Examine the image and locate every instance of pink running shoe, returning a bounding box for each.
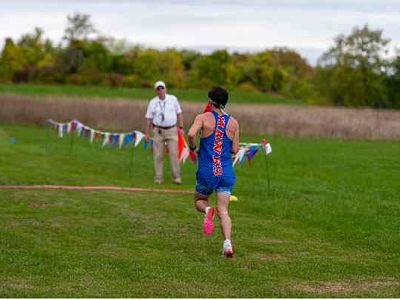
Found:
[203,207,215,235]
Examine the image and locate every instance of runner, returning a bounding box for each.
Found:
[187,87,240,258]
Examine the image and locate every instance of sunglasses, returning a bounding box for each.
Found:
[156,86,165,90]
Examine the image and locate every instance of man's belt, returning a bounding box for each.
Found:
[153,124,176,130]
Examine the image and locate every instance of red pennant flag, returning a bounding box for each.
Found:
[177,128,185,159]
[71,121,77,131]
[189,149,197,163]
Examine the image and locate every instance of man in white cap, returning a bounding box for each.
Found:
[144,80,184,184]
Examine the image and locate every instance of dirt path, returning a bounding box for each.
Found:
[0,185,193,195]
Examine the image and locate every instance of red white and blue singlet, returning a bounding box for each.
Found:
[195,111,235,195]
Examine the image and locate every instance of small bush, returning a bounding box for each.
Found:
[66,74,87,85]
[236,82,258,92]
[122,75,140,88]
[108,73,124,87]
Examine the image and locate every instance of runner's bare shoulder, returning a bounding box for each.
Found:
[194,112,208,124]
[200,112,215,136]
[228,116,239,131]
[226,115,238,140]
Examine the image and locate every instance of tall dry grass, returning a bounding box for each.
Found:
[1,94,399,139]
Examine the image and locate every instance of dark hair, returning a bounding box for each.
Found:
[208,87,229,109]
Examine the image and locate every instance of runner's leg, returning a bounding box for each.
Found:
[194,192,209,213]
[216,191,231,241]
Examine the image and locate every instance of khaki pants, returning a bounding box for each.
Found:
[152,126,181,182]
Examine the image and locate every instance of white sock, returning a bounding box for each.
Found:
[224,239,232,248]
[205,206,210,214]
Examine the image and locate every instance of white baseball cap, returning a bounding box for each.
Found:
[154,80,166,90]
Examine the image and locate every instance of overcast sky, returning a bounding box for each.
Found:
[1,0,399,64]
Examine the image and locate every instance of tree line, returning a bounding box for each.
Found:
[0,13,399,108]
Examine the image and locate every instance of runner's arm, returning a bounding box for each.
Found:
[232,122,240,154]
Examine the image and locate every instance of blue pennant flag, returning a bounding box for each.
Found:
[246,145,260,161]
[143,139,153,150]
[123,133,133,146]
[112,134,119,145]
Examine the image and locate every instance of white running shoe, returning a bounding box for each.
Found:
[222,240,233,258]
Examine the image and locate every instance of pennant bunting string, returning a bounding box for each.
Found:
[47,119,271,166]
[47,119,144,149]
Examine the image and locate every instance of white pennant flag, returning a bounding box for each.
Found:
[119,133,125,148]
[180,147,190,164]
[90,129,95,143]
[233,147,246,166]
[47,119,56,127]
[102,133,110,147]
[134,131,144,147]
[76,123,83,136]
[58,124,63,138]
[265,143,272,155]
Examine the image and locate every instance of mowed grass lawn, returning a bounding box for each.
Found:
[0,82,305,105]
[0,124,399,297]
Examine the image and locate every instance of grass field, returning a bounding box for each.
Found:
[0,124,400,297]
[0,83,305,105]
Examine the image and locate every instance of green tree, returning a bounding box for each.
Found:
[315,24,390,107]
[81,40,113,73]
[58,14,108,84]
[190,49,237,88]
[268,48,313,99]
[386,53,400,108]
[131,48,162,86]
[2,27,57,83]
[57,40,85,75]
[17,27,54,67]
[241,51,272,92]
[129,47,186,88]
[156,49,185,88]
[0,38,25,80]
[181,50,201,71]
[63,12,96,42]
